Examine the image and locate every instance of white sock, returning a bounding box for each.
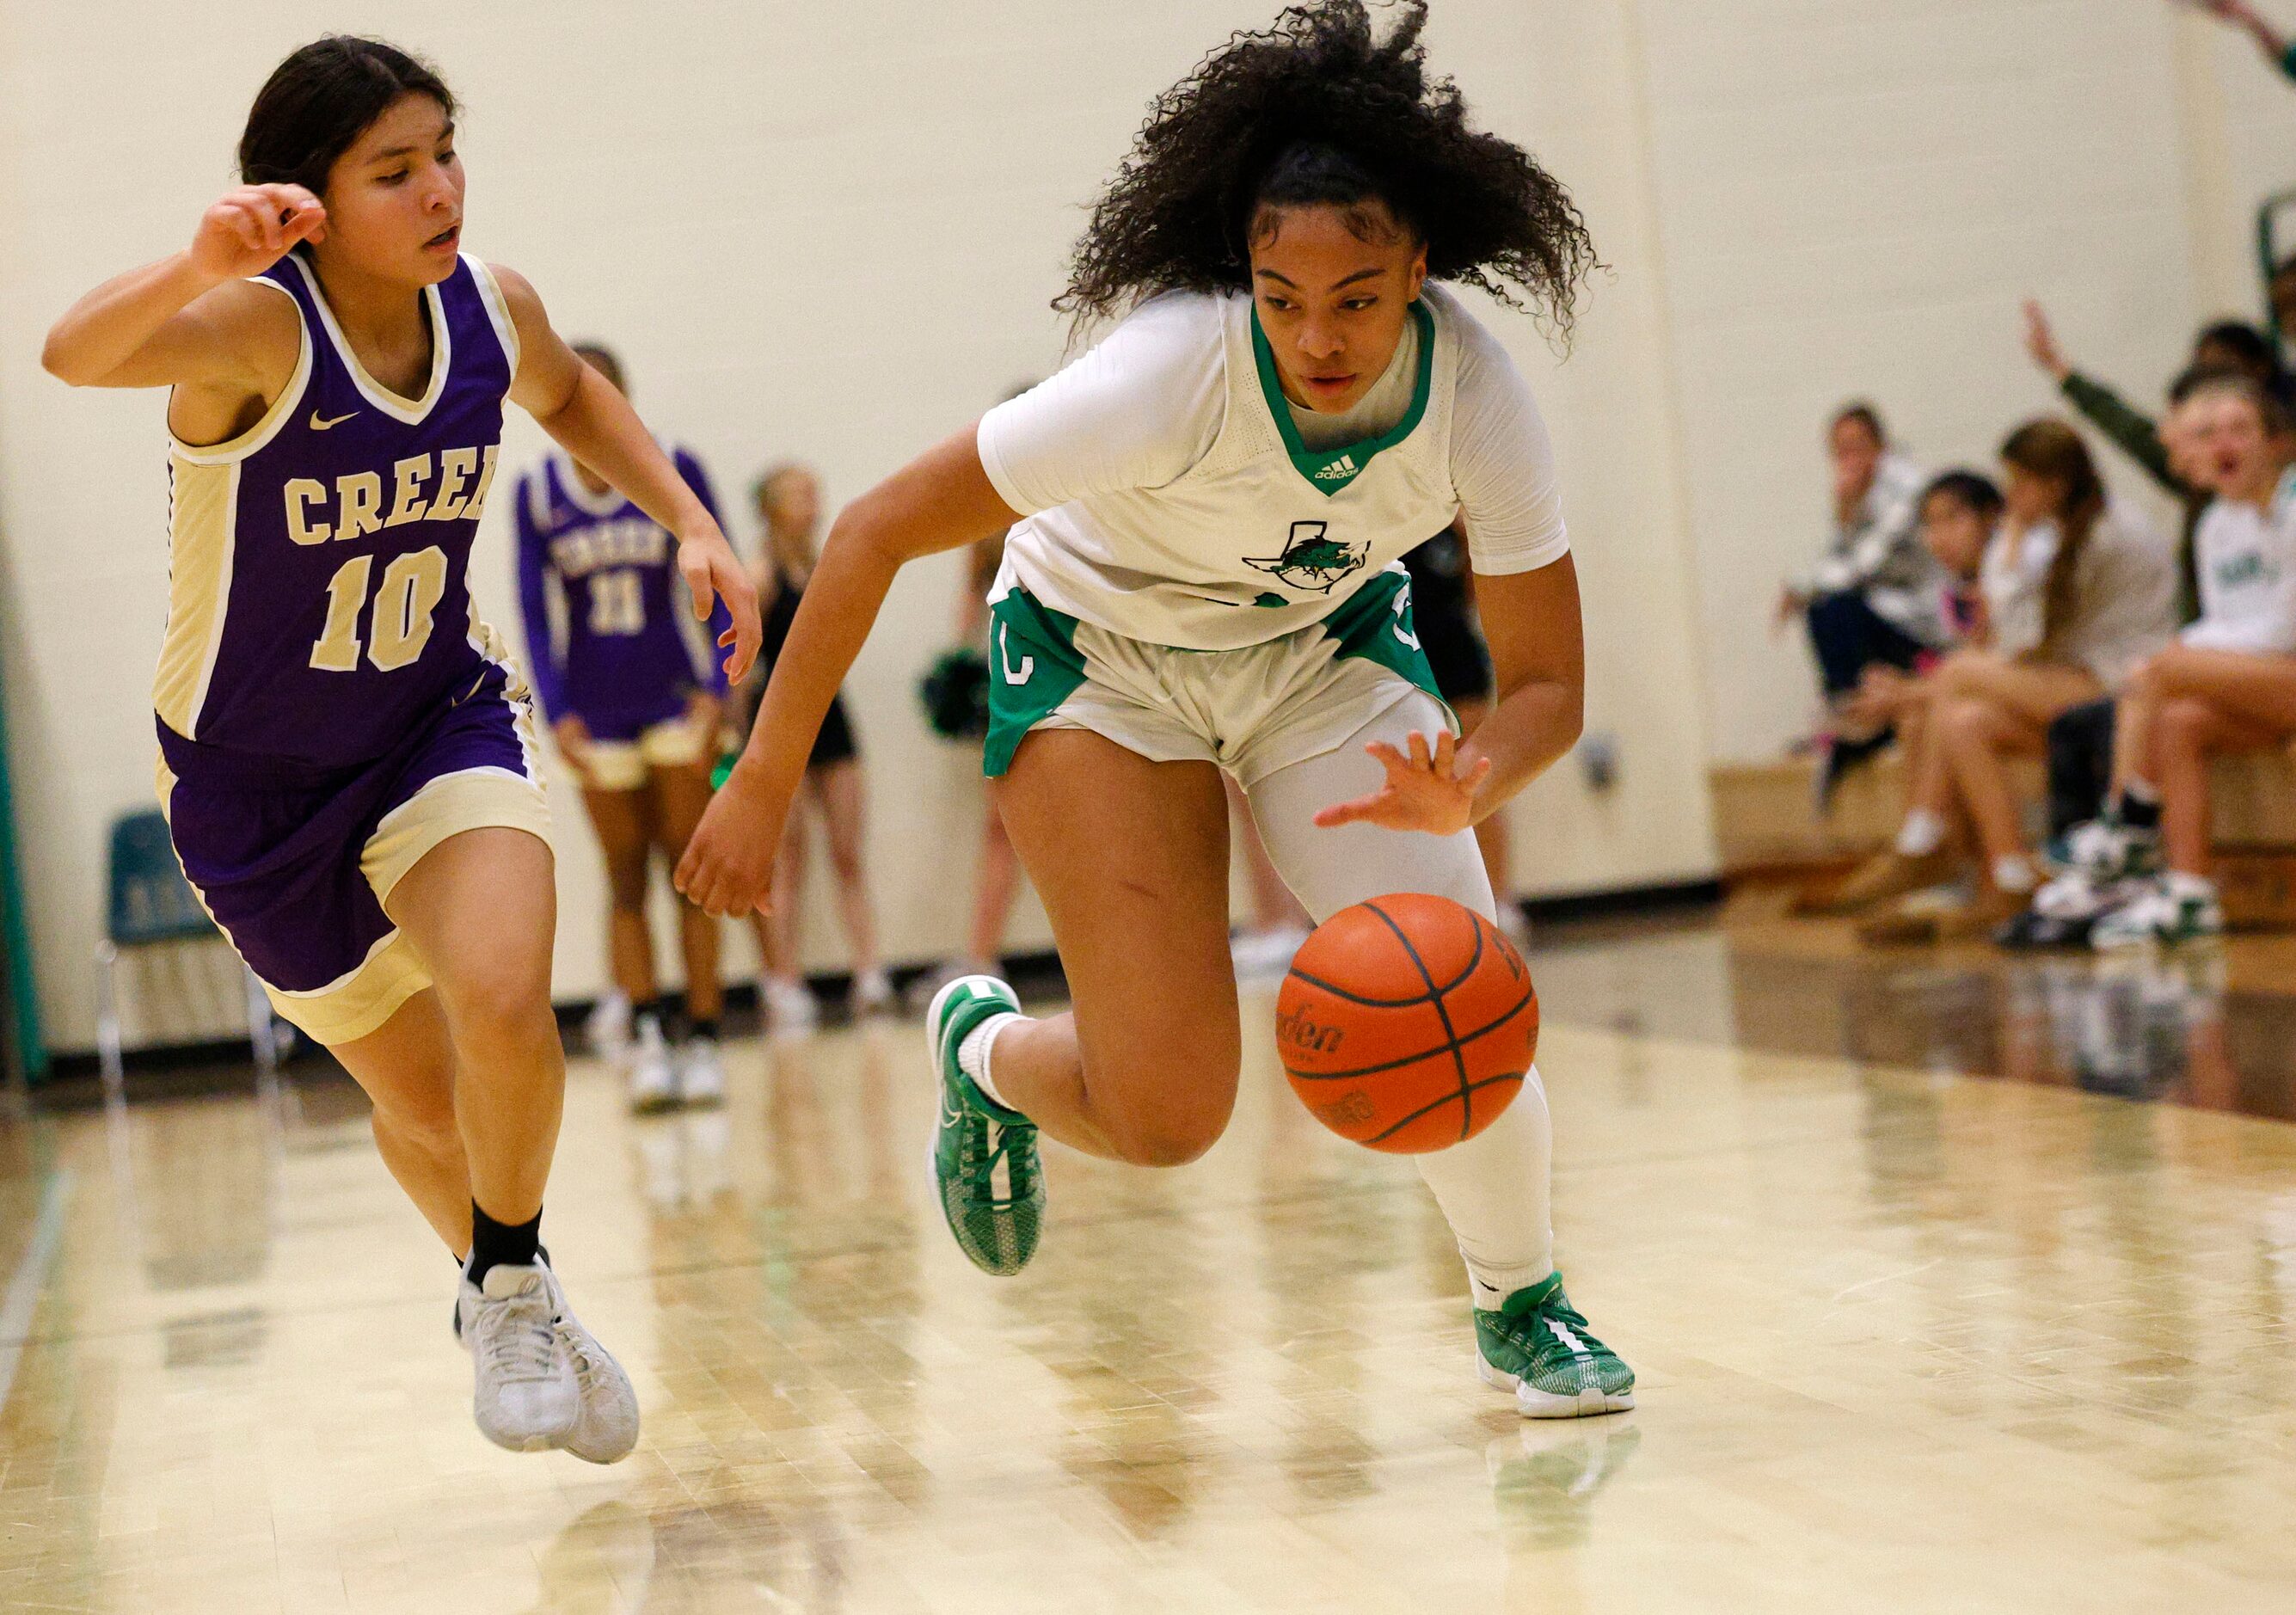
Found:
[2122,777,2161,808]
[1414,1065,1556,1311]
[1894,808,1947,858]
[957,1012,1023,1111]
[1991,855,2038,894]
[2164,869,2216,900]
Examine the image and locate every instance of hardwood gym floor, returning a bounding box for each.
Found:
[4,906,2296,1612]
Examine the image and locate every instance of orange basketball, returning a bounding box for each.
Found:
[1275,893,1537,1154]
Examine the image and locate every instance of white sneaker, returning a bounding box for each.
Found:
[2091,875,2225,949]
[540,1266,639,1465]
[628,1013,678,1114]
[1230,924,1311,980]
[586,990,631,1059]
[851,967,895,1017]
[764,975,818,1035]
[457,1262,579,1452]
[678,1035,725,1107]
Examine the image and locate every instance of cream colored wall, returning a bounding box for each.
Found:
[2173,1,2296,315]
[15,0,2113,1050]
[1645,0,2217,763]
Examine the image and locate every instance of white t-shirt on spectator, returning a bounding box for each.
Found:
[1979,502,2175,688]
[2182,471,2296,655]
[976,284,1568,650]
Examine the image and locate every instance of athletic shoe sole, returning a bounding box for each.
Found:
[1476,1351,1636,1419]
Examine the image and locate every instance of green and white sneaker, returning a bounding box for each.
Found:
[2090,874,2224,949]
[1475,1274,1636,1419]
[925,974,1043,1276]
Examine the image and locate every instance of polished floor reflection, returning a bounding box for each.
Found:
[6,919,2296,1611]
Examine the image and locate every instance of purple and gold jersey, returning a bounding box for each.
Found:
[155,252,518,766]
[512,447,729,740]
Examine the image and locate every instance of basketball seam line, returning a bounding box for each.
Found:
[1363,900,1478,1143]
[1364,1075,1524,1146]
[1281,980,1537,1080]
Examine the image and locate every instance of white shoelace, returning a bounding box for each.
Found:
[476,1293,561,1383]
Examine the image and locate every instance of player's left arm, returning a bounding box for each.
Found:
[490,263,760,682]
[1311,555,1581,836]
[1458,556,1586,819]
[1317,327,1581,835]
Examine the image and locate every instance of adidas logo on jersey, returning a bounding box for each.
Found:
[1314,453,1360,482]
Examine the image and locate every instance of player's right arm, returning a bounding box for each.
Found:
[40,184,322,404]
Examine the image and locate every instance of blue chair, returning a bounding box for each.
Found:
[94,810,281,1100]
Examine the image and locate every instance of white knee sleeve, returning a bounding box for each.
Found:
[1241,694,1496,924]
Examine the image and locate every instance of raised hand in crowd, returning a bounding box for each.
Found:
[2023,300,2072,384]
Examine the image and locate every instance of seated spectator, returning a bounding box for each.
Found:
[1799,421,2178,940]
[1832,470,2003,751]
[2023,375,2296,947]
[1780,402,1949,800]
[2007,372,2227,946]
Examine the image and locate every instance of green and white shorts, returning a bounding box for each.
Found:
[982,567,1452,786]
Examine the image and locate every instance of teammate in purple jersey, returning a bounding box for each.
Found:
[514,342,731,1114]
[43,36,759,1461]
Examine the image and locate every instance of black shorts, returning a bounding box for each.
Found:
[810,692,859,770]
[1420,621,1494,706]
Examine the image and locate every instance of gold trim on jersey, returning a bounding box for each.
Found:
[166,278,311,466]
[365,769,552,909]
[153,459,237,738]
[467,258,522,380]
[258,930,433,1046]
[154,757,431,1047]
[289,254,451,423]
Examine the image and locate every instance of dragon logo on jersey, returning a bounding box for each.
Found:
[1243,521,1366,595]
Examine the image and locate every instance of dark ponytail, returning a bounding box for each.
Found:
[1999,419,2105,653]
[239,36,455,198]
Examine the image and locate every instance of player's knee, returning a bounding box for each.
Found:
[2158,697,2214,750]
[371,1084,458,1159]
[1108,1112,1227,1167]
[1077,1030,1237,1165]
[440,955,554,1041]
[1938,697,1996,748]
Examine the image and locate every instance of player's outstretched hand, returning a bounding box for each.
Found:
[191,185,327,282]
[674,762,786,918]
[678,527,764,685]
[1313,729,1492,837]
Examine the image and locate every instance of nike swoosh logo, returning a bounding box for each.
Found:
[309,410,359,431]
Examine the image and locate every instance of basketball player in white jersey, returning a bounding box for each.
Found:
[681,0,1632,1416]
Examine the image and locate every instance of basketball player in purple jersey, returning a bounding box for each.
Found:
[42,37,759,1459]
[515,344,732,1113]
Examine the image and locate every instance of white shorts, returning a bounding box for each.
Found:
[582,715,709,792]
[984,567,1451,787]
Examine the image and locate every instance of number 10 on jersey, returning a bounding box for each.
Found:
[310,546,448,673]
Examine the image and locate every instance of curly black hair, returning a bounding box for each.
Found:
[1059,1,1595,335]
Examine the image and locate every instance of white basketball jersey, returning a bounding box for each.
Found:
[988,286,1501,652]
